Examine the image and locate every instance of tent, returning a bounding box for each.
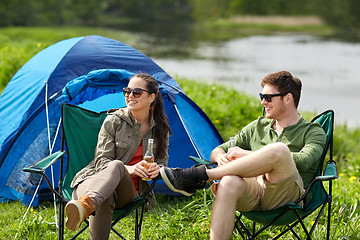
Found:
[0,35,223,206]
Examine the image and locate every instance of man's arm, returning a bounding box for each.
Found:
[292,124,326,171]
[210,147,228,166]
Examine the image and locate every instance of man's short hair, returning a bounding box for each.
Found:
[261,71,302,108]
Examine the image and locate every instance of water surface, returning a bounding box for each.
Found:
[153,34,360,127]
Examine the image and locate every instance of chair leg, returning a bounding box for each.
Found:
[70,223,89,240]
[135,208,139,240]
[58,202,65,240]
[294,211,312,240]
[138,204,145,236]
[327,181,333,240]
[234,213,255,239]
[111,227,126,239]
[234,214,246,239]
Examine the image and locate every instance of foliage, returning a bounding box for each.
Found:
[187,0,360,33]
[316,0,360,30]
[108,0,190,22]
[0,0,359,32]
[177,78,263,140]
[0,38,46,93]
[0,27,137,93]
[187,0,318,20]
[333,125,360,176]
[0,0,105,27]
[0,0,190,27]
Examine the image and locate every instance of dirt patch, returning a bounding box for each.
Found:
[230,15,324,26]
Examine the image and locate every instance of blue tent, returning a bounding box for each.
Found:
[0,35,223,206]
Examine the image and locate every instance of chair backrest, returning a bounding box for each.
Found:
[304,110,334,211]
[61,104,107,200]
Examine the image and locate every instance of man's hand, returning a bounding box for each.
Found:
[215,153,231,166]
[225,147,252,161]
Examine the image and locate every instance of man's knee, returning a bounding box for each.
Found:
[216,176,261,211]
[264,142,297,181]
[265,142,292,164]
[216,176,246,198]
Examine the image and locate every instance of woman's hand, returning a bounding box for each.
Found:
[130,160,149,179]
[147,162,160,179]
[131,161,160,180]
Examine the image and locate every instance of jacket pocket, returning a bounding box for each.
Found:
[115,140,128,149]
[115,139,129,157]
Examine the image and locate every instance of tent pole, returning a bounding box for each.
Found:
[174,105,201,158]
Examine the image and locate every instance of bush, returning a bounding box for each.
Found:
[177,78,263,141]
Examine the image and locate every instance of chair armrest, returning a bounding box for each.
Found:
[295,161,338,204]
[189,156,215,165]
[314,161,338,181]
[322,161,338,179]
[22,151,67,202]
[23,151,65,174]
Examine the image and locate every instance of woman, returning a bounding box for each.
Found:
[65,73,171,239]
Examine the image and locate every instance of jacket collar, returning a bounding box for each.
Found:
[108,107,156,128]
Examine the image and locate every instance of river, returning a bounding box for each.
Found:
[151,34,360,128]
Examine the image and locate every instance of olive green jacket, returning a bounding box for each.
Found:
[71,108,169,210]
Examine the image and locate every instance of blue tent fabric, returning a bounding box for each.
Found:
[0,37,83,161]
[0,36,223,205]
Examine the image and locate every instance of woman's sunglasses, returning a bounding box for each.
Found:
[123,87,150,98]
[259,93,287,102]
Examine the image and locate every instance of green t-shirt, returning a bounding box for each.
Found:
[217,116,326,188]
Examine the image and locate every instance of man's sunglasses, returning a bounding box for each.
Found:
[123,87,150,98]
[259,93,288,102]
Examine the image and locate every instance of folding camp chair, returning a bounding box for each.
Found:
[23,103,157,240]
[190,110,337,239]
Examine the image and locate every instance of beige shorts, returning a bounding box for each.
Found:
[211,170,305,212]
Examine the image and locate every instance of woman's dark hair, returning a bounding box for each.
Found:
[261,71,302,108]
[131,73,172,158]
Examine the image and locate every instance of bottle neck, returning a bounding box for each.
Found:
[147,139,154,153]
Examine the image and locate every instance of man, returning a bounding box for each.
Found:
[160,71,326,240]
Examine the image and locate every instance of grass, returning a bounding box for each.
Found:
[0,26,359,239]
[4,181,359,240]
[2,168,360,239]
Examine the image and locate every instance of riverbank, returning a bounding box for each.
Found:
[230,15,325,26]
[191,15,334,41]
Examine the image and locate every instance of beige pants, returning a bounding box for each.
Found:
[212,170,304,212]
[72,160,138,240]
